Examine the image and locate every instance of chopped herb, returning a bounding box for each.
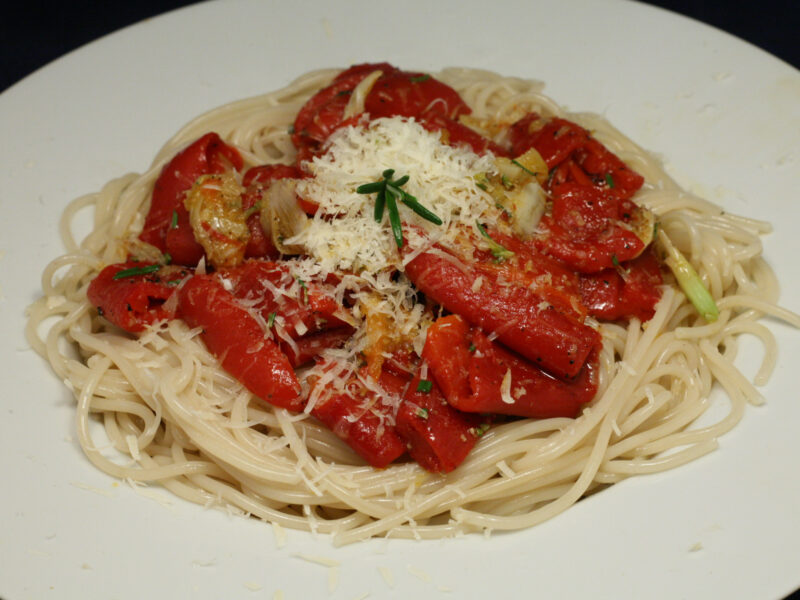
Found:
[476,221,514,262]
[170,210,179,229]
[415,407,430,419]
[244,201,261,219]
[605,173,615,188]
[471,423,490,437]
[511,159,541,178]
[611,254,620,268]
[417,379,433,393]
[162,252,172,265]
[501,174,513,189]
[297,278,308,303]
[474,173,490,191]
[267,311,277,328]
[468,343,476,353]
[357,168,442,247]
[112,264,161,280]
[409,74,431,83]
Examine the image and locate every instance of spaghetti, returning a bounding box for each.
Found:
[26,66,800,545]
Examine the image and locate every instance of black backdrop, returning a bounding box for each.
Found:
[1,0,798,93]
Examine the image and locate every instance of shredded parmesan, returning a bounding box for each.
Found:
[500,368,514,404]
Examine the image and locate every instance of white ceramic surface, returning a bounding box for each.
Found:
[1,1,799,598]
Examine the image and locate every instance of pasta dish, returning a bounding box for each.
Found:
[26,63,799,544]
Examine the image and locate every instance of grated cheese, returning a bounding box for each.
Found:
[283,118,508,406]
[292,116,497,275]
[500,368,514,404]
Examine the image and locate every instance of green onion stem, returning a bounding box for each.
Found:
[476,221,514,261]
[658,229,719,322]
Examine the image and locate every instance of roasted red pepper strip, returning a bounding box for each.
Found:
[292,63,498,163]
[217,260,347,338]
[405,246,600,379]
[87,262,189,333]
[532,183,646,273]
[423,315,599,419]
[364,69,471,121]
[240,164,303,259]
[311,367,407,468]
[396,368,482,473]
[292,71,377,159]
[139,133,243,266]
[579,249,663,321]
[177,273,303,411]
[510,114,644,200]
[279,327,353,368]
[419,113,509,156]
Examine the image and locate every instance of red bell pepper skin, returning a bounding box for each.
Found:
[291,63,502,163]
[396,368,482,473]
[139,133,243,265]
[279,327,353,368]
[310,367,407,468]
[466,328,599,418]
[363,69,471,121]
[217,260,347,338]
[579,249,663,321]
[420,315,474,402]
[404,247,600,379]
[292,70,379,161]
[177,273,303,411]
[419,113,509,157]
[531,183,646,273]
[87,262,190,333]
[240,164,303,259]
[509,114,644,200]
[333,62,399,82]
[423,315,599,419]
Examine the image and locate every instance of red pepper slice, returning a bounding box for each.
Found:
[292,64,487,163]
[279,327,353,368]
[177,274,303,411]
[333,62,399,83]
[311,367,407,468]
[139,133,243,265]
[579,249,663,321]
[423,315,599,419]
[404,246,599,379]
[217,260,347,338]
[532,183,646,273]
[418,113,509,156]
[510,113,644,200]
[292,71,377,160]
[396,368,482,473]
[364,70,471,121]
[87,262,188,333]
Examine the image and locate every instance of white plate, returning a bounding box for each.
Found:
[2,1,799,598]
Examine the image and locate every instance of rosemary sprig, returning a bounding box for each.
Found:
[356,169,442,247]
[112,264,161,280]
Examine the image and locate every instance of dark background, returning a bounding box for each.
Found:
[1,0,798,93]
